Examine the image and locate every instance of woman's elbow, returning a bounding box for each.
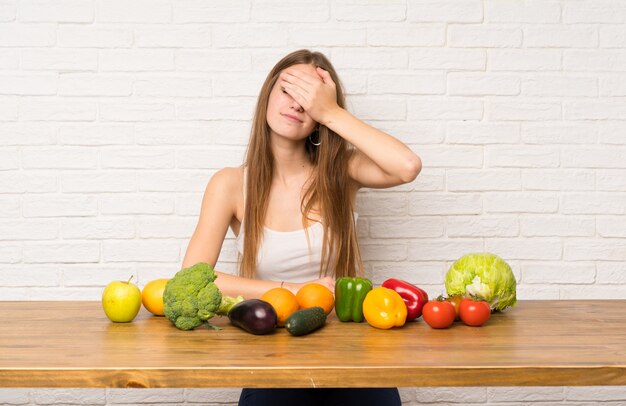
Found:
[400,154,422,184]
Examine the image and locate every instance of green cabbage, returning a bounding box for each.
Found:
[444,253,517,311]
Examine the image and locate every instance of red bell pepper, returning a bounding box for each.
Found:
[381,278,429,321]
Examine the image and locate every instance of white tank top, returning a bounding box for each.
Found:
[234,171,324,283]
[235,220,325,283]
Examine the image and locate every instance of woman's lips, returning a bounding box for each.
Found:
[282,113,302,123]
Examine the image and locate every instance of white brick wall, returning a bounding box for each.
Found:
[1,0,625,404]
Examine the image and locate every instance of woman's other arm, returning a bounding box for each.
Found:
[181,167,335,299]
[213,273,335,299]
[181,168,236,269]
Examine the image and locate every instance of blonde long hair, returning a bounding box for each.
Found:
[239,49,363,279]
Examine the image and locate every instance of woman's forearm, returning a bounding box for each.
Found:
[322,107,421,183]
[214,271,335,299]
[214,271,297,299]
[214,271,279,299]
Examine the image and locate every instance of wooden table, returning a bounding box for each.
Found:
[1,300,625,388]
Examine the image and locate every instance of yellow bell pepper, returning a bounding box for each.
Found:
[363,287,407,329]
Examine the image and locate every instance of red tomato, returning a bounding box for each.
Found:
[422,300,456,329]
[447,295,463,321]
[459,298,491,327]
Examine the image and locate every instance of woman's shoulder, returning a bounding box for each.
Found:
[204,166,244,198]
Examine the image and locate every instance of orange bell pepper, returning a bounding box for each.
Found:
[363,287,407,329]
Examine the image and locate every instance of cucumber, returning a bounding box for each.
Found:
[285,306,327,336]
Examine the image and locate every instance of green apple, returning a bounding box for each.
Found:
[102,276,142,322]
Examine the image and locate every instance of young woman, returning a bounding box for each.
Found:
[181,49,421,406]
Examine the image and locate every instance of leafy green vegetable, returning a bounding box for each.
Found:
[444,253,517,311]
[163,262,244,330]
[217,294,245,316]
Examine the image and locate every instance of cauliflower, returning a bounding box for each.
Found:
[163,262,244,330]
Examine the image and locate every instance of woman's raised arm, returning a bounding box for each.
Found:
[325,107,422,189]
[279,66,421,189]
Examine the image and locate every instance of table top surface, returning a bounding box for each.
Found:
[1,300,625,388]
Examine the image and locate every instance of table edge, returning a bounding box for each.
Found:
[1,366,625,388]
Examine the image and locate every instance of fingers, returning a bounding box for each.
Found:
[279,67,338,121]
[282,68,318,86]
[279,72,311,101]
[280,72,322,102]
[281,80,308,106]
[316,67,332,83]
[280,67,334,89]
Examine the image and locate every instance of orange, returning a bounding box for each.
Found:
[141,279,169,316]
[260,287,299,327]
[296,283,335,315]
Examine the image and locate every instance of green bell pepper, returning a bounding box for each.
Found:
[334,277,373,322]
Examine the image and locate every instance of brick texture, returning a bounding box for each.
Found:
[1,0,625,404]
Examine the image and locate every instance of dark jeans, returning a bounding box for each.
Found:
[239,387,401,406]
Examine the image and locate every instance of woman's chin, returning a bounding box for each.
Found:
[270,129,309,143]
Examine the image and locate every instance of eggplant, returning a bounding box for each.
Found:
[228,299,277,335]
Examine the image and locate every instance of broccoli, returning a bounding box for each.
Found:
[163,262,244,330]
[217,294,246,316]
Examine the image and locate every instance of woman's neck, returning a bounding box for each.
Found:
[270,139,313,186]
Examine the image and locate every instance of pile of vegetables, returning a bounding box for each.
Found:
[335,252,516,330]
[163,252,516,334]
[421,252,517,329]
[227,299,328,337]
[444,252,517,311]
[334,277,428,329]
[422,296,492,329]
[163,263,328,336]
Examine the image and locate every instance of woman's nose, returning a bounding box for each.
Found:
[290,99,303,112]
